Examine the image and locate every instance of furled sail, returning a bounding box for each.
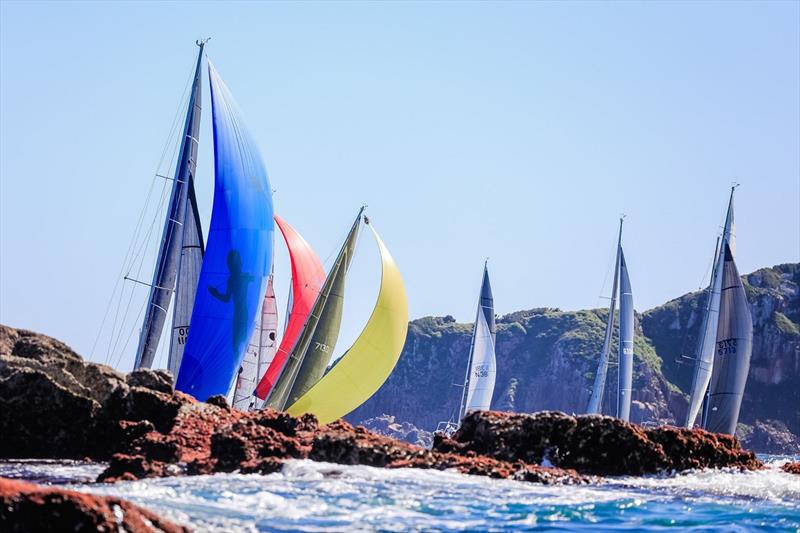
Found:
[459,264,497,418]
[616,249,634,421]
[134,42,205,370]
[254,216,325,400]
[703,243,753,435]
[175,60,274,401]
[286,221,408,425]
[685,188,736,428]
[264,209,362,410]
[232,274,278,411]
[587,220,623,414]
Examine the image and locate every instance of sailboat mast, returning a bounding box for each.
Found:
[134,41,206,370]
[587,218,623,414]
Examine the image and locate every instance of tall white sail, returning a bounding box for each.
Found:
[457,264,497,420]
[685,188,736,428]
[233,275,278,411]
[587,220,623,414]
[616,249,634,421]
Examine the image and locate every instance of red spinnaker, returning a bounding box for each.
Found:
[254,215,325,399]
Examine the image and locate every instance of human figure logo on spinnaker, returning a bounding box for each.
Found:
[208,250,256,359]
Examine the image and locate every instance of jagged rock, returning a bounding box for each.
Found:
[782,462,800,474]
[0,477,189,533]
[126,368,174,394]
[434,411,761,476]
[359,414,433,447]
[0,325,180,459]
[738,419,800,455]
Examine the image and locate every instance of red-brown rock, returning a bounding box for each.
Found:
[0,477,189,533]
[781,462,800,474]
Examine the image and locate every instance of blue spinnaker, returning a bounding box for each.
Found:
[176,61,274,401]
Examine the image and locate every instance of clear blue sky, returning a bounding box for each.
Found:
[1,1,798,370]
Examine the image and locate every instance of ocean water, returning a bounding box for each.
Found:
[2,457,799,532]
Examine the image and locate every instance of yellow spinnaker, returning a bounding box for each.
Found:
[286,223,409,425]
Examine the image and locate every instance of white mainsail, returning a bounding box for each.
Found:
[616,249,634,421]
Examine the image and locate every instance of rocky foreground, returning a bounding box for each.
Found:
[1,325,763,486]
[0,477,189,533]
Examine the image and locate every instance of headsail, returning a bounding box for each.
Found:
[685,188,736,428]
[232,274,278,411]
[134,42,205,370]
[254,216,325,400]
[264,209,362,410]
[459,264,497,419]
[587,219,623,414]
[175,60,274,401]
[616,249,634,421]
[286,221,408,424]
[704,243,753,435]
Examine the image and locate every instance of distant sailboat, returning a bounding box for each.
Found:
[437,263,497,434]
[685,187,752,435]
[587,218,635,421]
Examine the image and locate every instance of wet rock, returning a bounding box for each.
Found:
[781,462,800,474]
[436,411,762,475]
[206,395,229,409]
[0,476,189,532]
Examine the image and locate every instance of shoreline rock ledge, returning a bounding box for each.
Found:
[0,477,190,533]
[1,324,762,487]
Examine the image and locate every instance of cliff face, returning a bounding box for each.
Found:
[349,263,799,446]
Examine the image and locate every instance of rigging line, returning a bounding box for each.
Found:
[98,58,197,364]
[113,68,196,363]
[596,227,618,309]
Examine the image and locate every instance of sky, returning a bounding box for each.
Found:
[1,1,798,371]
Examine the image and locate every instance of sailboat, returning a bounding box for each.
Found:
[685,186,752,435]
[260,208,409,425]
[130,41,275,402]
[586,217,635,421]
[437,263,497,435]
[133,41,206,377]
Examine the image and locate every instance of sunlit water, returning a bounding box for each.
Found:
[2,457,798,532]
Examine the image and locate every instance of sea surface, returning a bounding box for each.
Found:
[2,457,799,532]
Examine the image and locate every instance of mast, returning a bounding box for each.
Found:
[685,186,737,428]
[587,218,623,414]
[134,41,207,370]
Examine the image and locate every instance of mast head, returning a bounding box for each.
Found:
[196,37,211,48]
